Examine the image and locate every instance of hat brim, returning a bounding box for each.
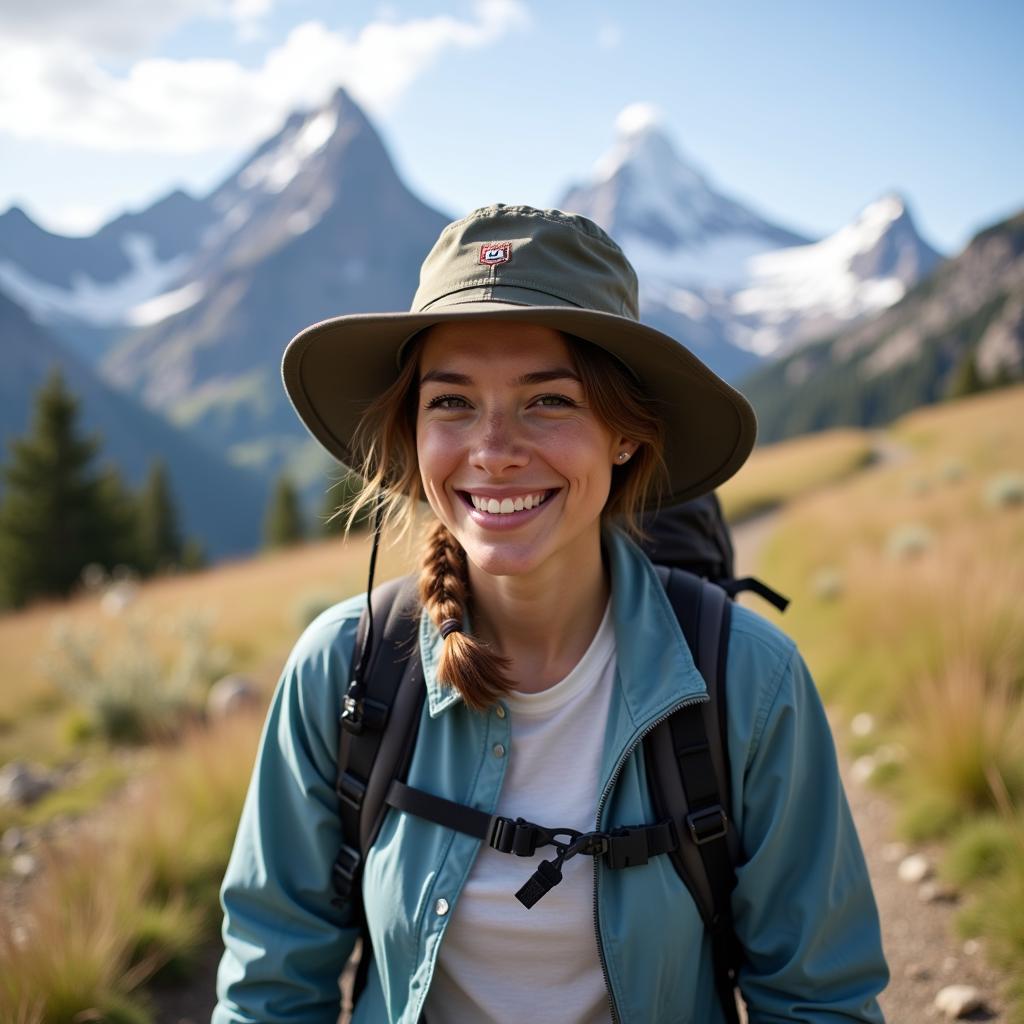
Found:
[282,301,756,507]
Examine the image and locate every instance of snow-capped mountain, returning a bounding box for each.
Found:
[559,106,944,369]
[743,207,1024,441]
[100,87,449,480]
[560,105,810,291]
[0,190,215,336]
[729,193,944,355]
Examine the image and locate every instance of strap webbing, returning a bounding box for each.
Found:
[719,575,790,612]
[335,577,424,1011]
[386,780,494,840]
[652,567,741,1024]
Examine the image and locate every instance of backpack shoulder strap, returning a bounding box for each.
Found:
[648,565,742,1022]
[333,574,425,907]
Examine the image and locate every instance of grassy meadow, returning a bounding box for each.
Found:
[757,384,1024,1014]
[1,391,1021,1019]
[717,427,874,522]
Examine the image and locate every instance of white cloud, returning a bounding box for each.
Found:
[34,203,110,237]
[0,0,269,57]
[0,1,529,153]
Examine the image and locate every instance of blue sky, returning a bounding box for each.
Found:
[1,1,1021,254]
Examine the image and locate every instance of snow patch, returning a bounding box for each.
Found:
[615,102,663,137]
[125,280,205,327]
[239,107,338,194]
[0,233,191,327]
[623,231,781,290]
[287,209,317,236]
[664,288,709,320]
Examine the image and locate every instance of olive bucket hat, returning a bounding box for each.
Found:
[282,203,756,505]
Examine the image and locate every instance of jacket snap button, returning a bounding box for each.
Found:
[492,743,506,758]
[495,705,506,719]
[435,898,449,916]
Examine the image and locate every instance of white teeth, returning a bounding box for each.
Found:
[470,491,548,514]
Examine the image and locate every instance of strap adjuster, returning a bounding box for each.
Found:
[686,805,728,845]
[331,843,362,902]
[337,771,367,812]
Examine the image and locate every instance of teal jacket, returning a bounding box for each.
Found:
[214,530,888,1022]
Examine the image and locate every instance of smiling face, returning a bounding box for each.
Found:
[415,320,635,582]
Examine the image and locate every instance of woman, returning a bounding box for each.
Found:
[214,205,888,1022]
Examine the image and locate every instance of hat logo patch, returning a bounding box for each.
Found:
[479,242,512,266]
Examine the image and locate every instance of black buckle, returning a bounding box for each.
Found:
[331,843,361,901]
[340,694,390,735]
[340,693,365,734]
[605,827,649,869]
[686,805,728,845]
[574,833,609,857]
[337,771,367,812]
[489,817,542,857]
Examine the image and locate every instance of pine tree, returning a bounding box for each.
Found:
[947,349,985,399]
[264,472,305,548]
[0,370,125,607]
[136,459,183,574]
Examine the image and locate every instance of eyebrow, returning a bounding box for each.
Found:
[419,368,582,387]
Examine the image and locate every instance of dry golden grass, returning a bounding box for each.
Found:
[0,531,414,758]
[718,427,874,523]
[757,385,1024,1002]
[0,712,262,1023]
[0,838,156,1023]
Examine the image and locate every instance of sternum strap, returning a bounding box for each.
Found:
[385,780,679,876]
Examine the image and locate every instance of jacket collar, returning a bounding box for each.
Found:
[419,528,707,721]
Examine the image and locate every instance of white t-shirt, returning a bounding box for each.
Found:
[424,602,616,1024]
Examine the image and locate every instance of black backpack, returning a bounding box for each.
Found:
[332,494,787,1022]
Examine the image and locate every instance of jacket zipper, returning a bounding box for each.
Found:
[591,694,709,1024]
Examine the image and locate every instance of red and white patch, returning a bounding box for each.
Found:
[478,241,512,266]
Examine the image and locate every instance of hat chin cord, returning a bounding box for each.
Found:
[340,500,385,733]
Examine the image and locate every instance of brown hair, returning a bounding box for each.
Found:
[343,330,666,710]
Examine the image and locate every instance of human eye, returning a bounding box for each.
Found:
[533,393,579,408]
[424,393,470,410]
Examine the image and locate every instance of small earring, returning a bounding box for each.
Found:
[617,451,630,462]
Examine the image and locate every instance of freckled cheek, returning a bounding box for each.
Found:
[536,426,615,495]
[416,426,463,506]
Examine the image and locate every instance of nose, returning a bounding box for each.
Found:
[469,412,529,476]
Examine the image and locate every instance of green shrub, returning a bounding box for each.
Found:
[985,472,1024,509]
[40,611,230,745]
[126,900,204,984]
[945,816,1021,885]
[885,523,934,560]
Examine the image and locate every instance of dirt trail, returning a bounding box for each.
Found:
[733,507,1008,1022]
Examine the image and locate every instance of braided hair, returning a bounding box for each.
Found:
[417,519,513,710]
